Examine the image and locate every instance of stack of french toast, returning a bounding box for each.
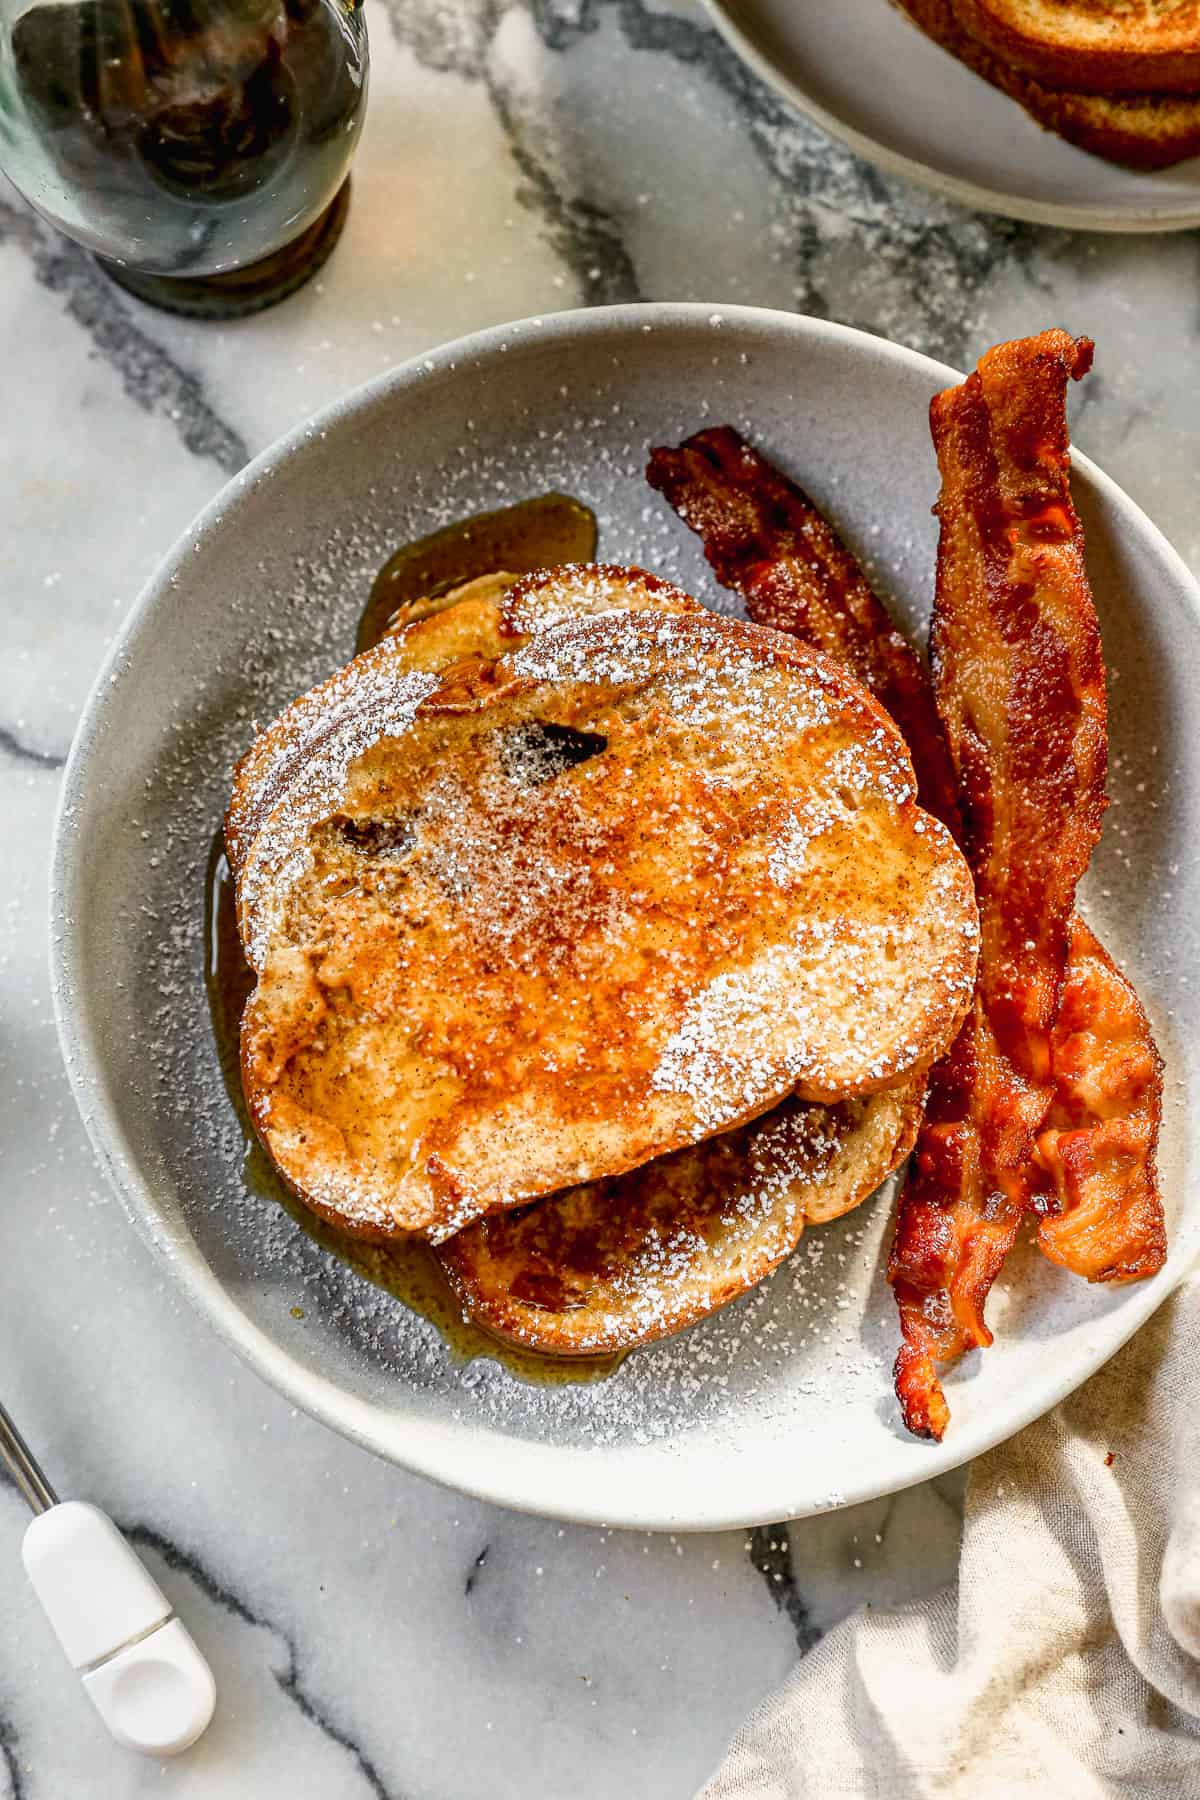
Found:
[897,0,1200,167]
[226,567,978,1351]
[226,329,1166,1439]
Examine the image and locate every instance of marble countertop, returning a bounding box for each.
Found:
[2,2,1199,1794]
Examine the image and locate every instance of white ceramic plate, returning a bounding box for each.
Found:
[704,0,1200,231]
[51,305,1200,1530]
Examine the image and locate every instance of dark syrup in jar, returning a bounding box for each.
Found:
[204,496,621,1384]
[6,0,366,309]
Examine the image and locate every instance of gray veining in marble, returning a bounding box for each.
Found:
[1,0,1197,1793]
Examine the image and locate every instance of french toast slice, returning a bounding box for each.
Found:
[438,1079,924,1354]
[898,0,1200,167]
[234,598,977,1241]
[953,0,1200,95]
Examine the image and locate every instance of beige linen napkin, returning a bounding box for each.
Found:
[701,1274,1200,1799]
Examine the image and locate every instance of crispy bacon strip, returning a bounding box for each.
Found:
[890,331,1113,1435]
[1033,916,1165,1282]
[647,351,1165,1439]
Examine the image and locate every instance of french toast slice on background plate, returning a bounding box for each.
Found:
[953,0,1200,95]
[229,568,976,1244]
[898,0,1200,168]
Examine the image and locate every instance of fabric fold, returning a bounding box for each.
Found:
[701,1276,1200,1799]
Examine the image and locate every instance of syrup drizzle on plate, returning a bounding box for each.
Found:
[356,492,597,654]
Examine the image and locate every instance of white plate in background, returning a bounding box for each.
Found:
[704,0,1200,231]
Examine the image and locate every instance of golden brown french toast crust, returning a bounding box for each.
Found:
[235,592,978,1241]
[954,0,1200,95]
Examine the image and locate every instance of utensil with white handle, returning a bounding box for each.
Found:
[0,1400,216,1756]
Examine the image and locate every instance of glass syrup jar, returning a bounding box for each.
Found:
[0,0,368,315]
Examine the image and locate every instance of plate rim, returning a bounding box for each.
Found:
[49,301,1200,1531]
[701,0,1200,234]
